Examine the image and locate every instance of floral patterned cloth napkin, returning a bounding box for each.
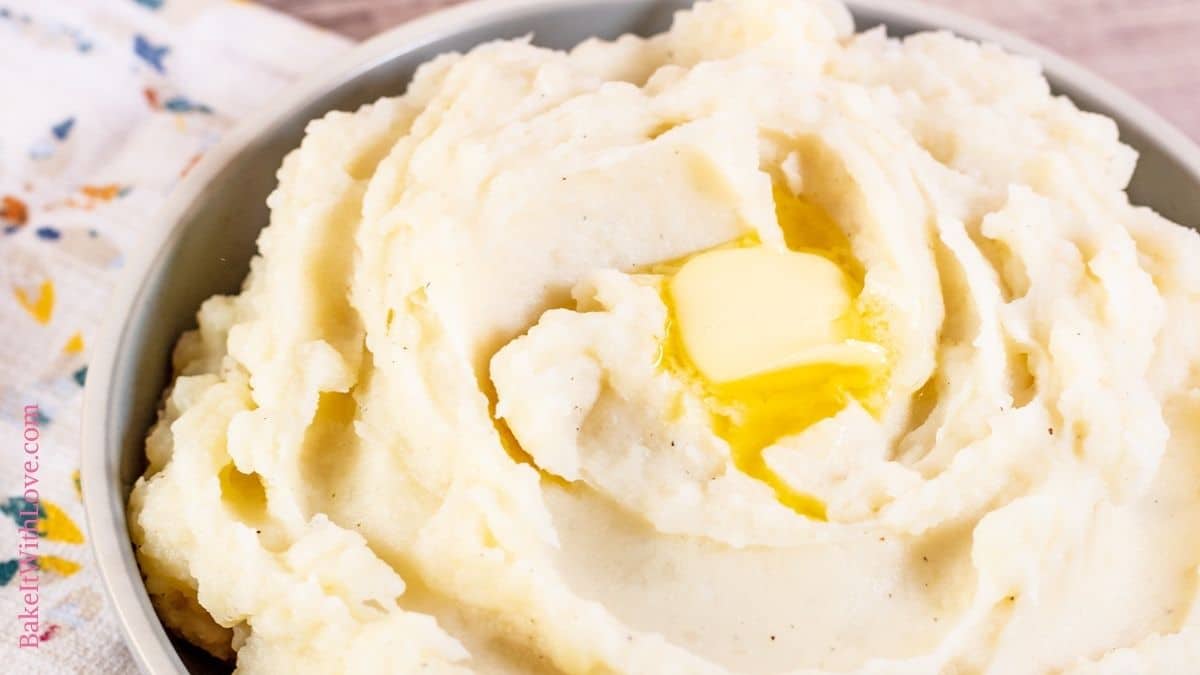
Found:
[0,0,349,671]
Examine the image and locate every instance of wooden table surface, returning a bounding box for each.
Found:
[260,0,1200,141]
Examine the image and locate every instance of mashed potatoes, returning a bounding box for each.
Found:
[128,0,1200,672]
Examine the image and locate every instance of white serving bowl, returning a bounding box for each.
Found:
[82,1,1200,672]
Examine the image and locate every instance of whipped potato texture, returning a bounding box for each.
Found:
[128,1,1200,673]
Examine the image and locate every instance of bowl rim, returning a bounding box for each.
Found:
[81,0,1200,673]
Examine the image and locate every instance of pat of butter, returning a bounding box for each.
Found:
[668,247,884,383]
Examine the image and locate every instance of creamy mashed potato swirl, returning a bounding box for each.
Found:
[128,1,1200,673]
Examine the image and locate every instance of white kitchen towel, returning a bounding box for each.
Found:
[0,0,349,672]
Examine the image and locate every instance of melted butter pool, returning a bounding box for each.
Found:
[660,186,890,520]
